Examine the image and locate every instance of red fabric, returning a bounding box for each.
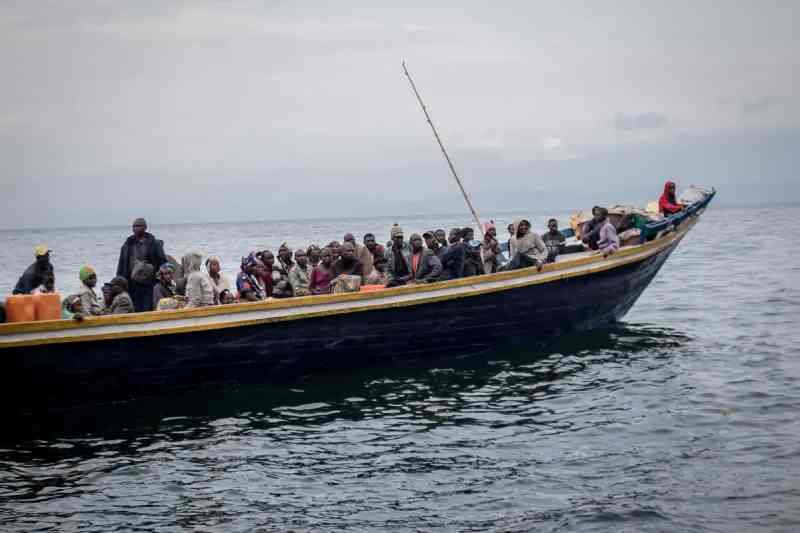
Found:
[412,253,420,275]
[659,180,683,214]
[260,274,273,297]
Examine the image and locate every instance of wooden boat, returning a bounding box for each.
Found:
[0,191,715,410]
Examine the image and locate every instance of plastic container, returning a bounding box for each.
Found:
[360,284,386,293]
[33,292,61,321]
[5,295,36,323]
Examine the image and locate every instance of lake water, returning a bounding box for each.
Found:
[1,206,799,531]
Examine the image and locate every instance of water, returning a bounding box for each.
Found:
[1,206,799,532]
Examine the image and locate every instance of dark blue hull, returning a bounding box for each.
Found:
[2,235,683,411]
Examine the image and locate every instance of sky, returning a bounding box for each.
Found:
[1,0,798,228]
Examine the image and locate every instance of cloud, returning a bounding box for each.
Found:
[613,112,669,132]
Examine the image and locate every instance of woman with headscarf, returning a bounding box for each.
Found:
[184,252,218,307]
[659,180,684,215]
[506,219,548,270]
[206,256,232,294]
[237,253,267,301]
[153,263,179,310]
[480,220,502,274]
[77,265,104,316]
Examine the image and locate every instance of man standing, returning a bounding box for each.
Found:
[116,217,166,312]
[13,245,54,294]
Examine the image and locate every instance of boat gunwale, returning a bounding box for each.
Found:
[0,214,700,348]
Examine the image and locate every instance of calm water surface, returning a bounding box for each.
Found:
[1,206,799,532]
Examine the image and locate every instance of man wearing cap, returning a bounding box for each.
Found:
[116,218,167,312]
[385,224,412,287]
[12,245,54,295]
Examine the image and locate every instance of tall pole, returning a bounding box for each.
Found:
[402,61,484,238]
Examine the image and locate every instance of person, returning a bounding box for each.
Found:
[256,250,275,297]
[481,221,501,273]
[108,277,135,314]
[463,240,486,277]
[439,228,466,280]
[152,264,180,310]
[659,180,684,215]
[288,249,312,296]
[237,253,267,301]
[595,207,620,256]
[309,247,334,295]
[505,223,515,253]
[32,272,56,294]
[408,233,442,284]
[62,294,84,320]
[385,224,411,286]
[306,245,322,267]
[277,243,294,273]
[344,233,373,283]
[363,233,385,267]
[506,219,547,270]
[185,252,218,307]
[332,242,364,277]
[206,256,232,294]
[116,218,167,312]
[581,207,604,250]
[423,231,447,260]
[77,265,103,316]
[219,289,237,304]
[386,233,441,287]
[434,229,448,251]
[101,282,114,312]
[13,245,54,295]
[461,227,475,243]
[364,257,389,285]
[328,241,342,261]
[541,218,566,263]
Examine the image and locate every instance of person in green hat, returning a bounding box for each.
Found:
[77,265,103,316]
[12,244,54,295]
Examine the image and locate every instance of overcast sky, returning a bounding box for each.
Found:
[1,1,798,228]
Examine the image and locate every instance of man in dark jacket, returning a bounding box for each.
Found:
[116,218,167,312]
[387,233,442,287]
[13,245,54,294]
[439,228,466,281]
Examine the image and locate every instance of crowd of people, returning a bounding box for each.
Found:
[5,181,687,321]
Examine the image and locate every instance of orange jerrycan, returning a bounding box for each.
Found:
[5,295,36,323]
[360,284,386,293]
[33,292,61,321]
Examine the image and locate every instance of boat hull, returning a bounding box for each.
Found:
[1,233,685,410]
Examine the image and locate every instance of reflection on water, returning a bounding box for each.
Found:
[3,323,687,449]
[1,324,701,532]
